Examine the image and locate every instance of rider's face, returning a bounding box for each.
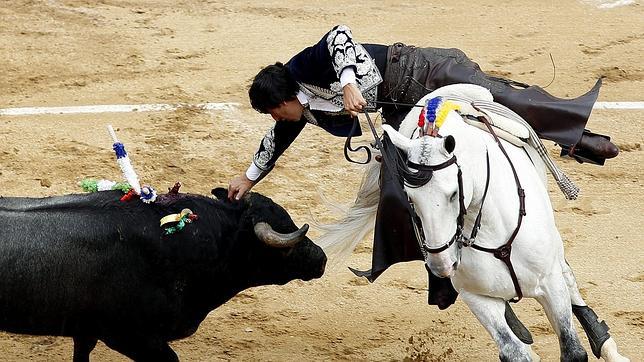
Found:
[267,99,303,122]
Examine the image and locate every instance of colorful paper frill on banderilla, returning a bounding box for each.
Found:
[160,208,198,235]
[79,179,156,203]
[79,178,132,193]
[112,141,141,194]
[103,125,158,204]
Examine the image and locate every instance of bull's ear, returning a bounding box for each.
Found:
[211,187,228,200]
[444,135,455,154]
[382,124,411,154]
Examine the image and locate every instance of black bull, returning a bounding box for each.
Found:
[0,188,326,361]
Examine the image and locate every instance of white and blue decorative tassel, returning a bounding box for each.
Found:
[107,125,141,194]
[140,185,157,204]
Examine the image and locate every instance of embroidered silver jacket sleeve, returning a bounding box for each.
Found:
[326,25,359,78]
[252,120,307,173]
[253,127,276,171]
[325,25,382,110]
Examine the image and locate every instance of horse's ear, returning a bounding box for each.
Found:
[444,135,456,154]
[382,124,411,153]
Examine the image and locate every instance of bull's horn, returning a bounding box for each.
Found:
[254,222,309,248]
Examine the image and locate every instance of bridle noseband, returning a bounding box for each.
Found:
[406,154,469,255]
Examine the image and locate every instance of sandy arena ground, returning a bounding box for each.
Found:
[0,1,642,360]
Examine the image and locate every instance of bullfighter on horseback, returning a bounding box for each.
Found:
[227,24,619,308]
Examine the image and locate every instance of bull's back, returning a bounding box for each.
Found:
[0,192,176,336]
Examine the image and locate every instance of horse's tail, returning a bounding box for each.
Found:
[316,161,380,269]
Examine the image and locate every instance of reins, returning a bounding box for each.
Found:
[344,115,372,164]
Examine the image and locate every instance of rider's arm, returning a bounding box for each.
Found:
[250,119,307,180]
[228,119,307,200]
[327,25,367,115]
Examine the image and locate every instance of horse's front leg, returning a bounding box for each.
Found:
[562,260,630,362]
[460,291,538,362]
[536,273,588,361]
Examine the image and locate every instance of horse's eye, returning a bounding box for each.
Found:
[450,192,458,202]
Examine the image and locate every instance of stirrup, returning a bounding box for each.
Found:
[560,145,606,166]
[559,130,610,166]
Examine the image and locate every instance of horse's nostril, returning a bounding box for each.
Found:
[452,261,459,270]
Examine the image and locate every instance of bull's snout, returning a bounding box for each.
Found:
[317,256,327,278]
[297,248,327,281]
[312,252,327,279]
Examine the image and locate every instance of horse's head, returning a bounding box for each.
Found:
[382,99,471,278]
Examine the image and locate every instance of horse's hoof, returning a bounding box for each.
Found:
[601,338,630,362]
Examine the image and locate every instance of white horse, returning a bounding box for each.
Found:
[317,84,628,361]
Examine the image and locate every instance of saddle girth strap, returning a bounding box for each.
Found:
[470,113,526,303]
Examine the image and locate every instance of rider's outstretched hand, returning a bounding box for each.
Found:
[227,174,255,201]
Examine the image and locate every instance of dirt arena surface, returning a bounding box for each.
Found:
[0,0,642,360]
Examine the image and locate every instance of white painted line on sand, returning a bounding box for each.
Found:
[0,102,239,116]
[593,102,644,110]
[0,101,642,116]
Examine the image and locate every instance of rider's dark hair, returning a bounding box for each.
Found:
[249,62,299,113]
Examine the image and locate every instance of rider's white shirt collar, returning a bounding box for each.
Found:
[296,90,343,112]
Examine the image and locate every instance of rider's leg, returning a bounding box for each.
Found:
[380,44,618,164]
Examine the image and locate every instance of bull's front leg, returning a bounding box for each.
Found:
[102,335,179,362]
[72,336,97,362]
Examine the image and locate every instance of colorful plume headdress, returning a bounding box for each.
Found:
[417,96,461,136]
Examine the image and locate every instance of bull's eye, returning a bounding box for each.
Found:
[450,191,458,202]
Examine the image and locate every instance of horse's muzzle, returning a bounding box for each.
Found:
[427,260,458,278]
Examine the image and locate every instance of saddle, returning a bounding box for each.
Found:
[420,84,580,200]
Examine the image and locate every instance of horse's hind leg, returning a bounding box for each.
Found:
[460,291,538,361]
[537,273,588,361]
[562,260,630,362]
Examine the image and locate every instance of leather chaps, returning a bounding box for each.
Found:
[378,42,602,147]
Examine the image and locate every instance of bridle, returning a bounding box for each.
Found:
[358,107,526,303]
[405,113,526,303]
